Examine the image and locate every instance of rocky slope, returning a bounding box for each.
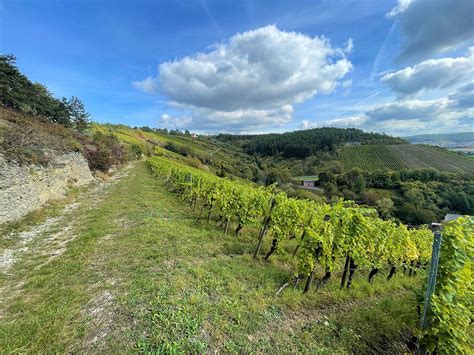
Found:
[0,152,94,224]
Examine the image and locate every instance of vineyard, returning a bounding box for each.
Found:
[147,156,473,352]
[341,144,474,173]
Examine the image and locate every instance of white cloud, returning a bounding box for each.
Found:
[302,93,473,136]
[381,48,474,96]
[365,99,452,122]
[158,113,192,129]
[341,79,352,89]
[132,77,159,94]
[386,0,413,18]
[134,25,352,132]
[302,115,366,130]
[344,38,354,54]
[387,0,474,61]
[186,104,294,132]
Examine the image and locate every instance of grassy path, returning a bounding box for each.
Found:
[1,161,422,353]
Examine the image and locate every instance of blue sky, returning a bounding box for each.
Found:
[1,0,473,135]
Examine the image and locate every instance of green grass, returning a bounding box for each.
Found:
[1,161,425,353]
[341,144,474,173]
[0,186,81,252]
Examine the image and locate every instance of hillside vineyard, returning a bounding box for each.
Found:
[147,156,473,352]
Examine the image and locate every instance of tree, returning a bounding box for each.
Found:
[66,96,91,130]
[323,182,337,199]
[376,197,393,219]
[0,54,90,129]
[318,171,336,185]
[354,175,366,193]
[404,188,425,209]
[398,203,436,225]
[362,190,380,205]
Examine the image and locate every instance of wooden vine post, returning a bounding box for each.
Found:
[419,226,442,355]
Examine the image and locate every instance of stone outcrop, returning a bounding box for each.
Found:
[0,152,94,224]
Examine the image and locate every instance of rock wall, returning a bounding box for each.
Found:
[0,152,94,224]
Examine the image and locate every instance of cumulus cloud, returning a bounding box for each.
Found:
[363,100,473,135]
[301,115,366,130]
[381,48,474,96]
[158,113,192,129]
[365,99,453,122]
[185,105,294,132]
[132,77,159,94]
[387,0,474,61]
[303,93,473,136]
[134,25,352,132]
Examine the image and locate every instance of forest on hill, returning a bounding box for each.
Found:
[217,128,407,158]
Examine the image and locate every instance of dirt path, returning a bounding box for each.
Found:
[0,164,133,274]
[0,163,134,322]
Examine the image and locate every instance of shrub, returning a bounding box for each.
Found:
[164,142,193,157]
[83,132,129,172]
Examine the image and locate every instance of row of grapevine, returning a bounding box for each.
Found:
[147,156,472,352]
[421,217,473,354]
[147,156,432,285]
[341,144,474,173]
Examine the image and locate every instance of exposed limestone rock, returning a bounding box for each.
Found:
[0,152,93,224]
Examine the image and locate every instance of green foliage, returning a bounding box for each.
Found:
[164,141,194,157]
[422,217,473,353]
[65,96,91,131]
[218,128,406,159]
[0,54,91,129]
[84,131,130,172]
[147,156,434,282]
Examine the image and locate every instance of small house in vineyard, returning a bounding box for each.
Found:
[301,180,316,188]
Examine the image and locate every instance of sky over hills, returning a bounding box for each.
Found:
[1,0,473,135]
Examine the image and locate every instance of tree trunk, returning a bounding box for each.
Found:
[317,269,331,289]
[206,204,214,223]
[253,219,269,259]
[292,245,300,258]
[408,260,415,276]
[264,238,278,260]
[340,254,350,289]
[387,266,396,281]
[368,267,379,283]
[235,223,244,236]
[224,218,230,236]
[346,258,357,288]
[303,268,316,293]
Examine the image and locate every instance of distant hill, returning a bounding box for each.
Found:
[341,144,474,174]
[406,132,474,146]
[216,128,407,159]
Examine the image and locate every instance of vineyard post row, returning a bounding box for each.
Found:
[146,156,473,353]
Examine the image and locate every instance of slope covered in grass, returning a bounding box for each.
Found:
[1,161,425,353]
[341,144,474,173]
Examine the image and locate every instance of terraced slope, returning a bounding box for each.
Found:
[341,144,474,173]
